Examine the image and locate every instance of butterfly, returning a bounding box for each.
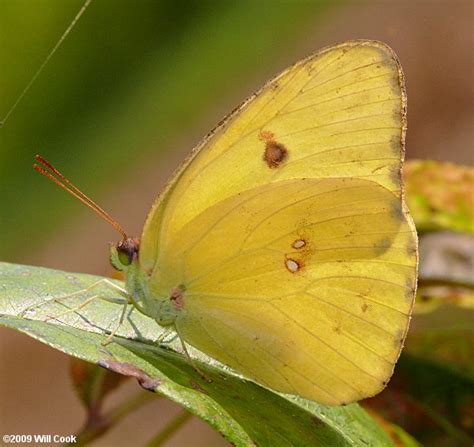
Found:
[35,40,418,405]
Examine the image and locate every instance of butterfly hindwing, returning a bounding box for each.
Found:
[149,178,415,404]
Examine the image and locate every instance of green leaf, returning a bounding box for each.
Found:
[405,160,474,233]
[0,262,393,447]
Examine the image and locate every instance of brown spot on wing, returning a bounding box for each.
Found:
[284,234,315,275]
[260,130,288,168]
[264,141,288,168]
[170,284,186,310]
[285,258,301,273]
[259,130,275,142]
[292,239,307,249]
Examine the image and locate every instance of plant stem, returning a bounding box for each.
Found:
[418,277,474,290]
[70,391,157,446]
[144,410,193,447]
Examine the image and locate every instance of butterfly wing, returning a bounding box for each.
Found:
[140,40,417,404]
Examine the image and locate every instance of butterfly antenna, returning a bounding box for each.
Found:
[34,155,128,239]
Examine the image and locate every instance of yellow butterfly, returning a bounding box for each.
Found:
[37,40,418,405]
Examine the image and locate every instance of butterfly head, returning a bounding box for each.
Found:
[110,237,140,271]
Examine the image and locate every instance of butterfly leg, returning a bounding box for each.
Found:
[42,291,131,346]
[102,298,131,346]
[157,327,178,345]
[22,278,134,345]
[175,325,212,383]
[44,294,101,321]
[44,293,127,321]
[20,278,128,317]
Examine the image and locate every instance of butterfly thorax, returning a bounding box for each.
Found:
[110,238,182,327]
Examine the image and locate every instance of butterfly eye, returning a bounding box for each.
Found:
[115,238,140,268]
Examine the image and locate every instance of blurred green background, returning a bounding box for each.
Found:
[1,0,338,264]
[1,1,473,446]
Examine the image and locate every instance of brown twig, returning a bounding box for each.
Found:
[67,391,157,446]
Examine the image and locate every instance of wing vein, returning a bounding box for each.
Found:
[314,275,412,289]
[279,112,399,139]
[283,86,398,115]
[194,304,364,398]
[301,58,392,94]
[304,290,396,340]
[268,302,385,382]
[320,285,410,314]
[196,318,301,395]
